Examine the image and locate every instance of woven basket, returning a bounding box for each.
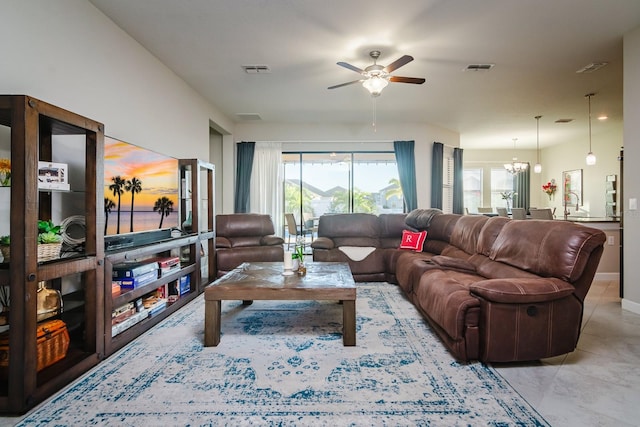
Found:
[37,242,62,262]
[36,319,70,371]
[0,319,70,372]
[0,245,9,263]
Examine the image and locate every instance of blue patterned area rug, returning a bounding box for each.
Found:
[19,283,548,426]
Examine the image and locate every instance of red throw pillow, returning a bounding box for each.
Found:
[399,230,427,251]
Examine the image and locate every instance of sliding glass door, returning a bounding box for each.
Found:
[283,151,402,235]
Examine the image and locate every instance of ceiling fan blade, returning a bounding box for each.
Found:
[389,76,426,84]
[383,55,414,73]
[337,61,364,74]
[328,80,363,89]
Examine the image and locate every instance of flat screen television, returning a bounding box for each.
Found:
[104,136,179,250]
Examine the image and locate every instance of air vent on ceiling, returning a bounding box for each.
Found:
[464,63,495,72]
[576,62,608,73]
[236,113,262,121]
[241,65,271,74]
[555,118,574,123]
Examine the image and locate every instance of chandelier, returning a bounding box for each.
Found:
[504,138,528,175]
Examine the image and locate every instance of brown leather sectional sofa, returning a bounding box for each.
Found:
[311,210,606,363]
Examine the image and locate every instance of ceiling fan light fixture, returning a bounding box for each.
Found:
[362,76,389,97]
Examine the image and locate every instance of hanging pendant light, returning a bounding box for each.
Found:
[585,93,596,166]
[533,115,542,173]
[504,138,528,175]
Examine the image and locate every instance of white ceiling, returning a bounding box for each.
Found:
[88,0,640,150]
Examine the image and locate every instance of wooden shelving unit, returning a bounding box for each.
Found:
[103,159,215,356]
[0,96,216,413]
[179,159,216,293]
[0,95,104,414]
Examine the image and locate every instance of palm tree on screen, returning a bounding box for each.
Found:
[153,196,174,229]
[104,198,116,235]
[109,176,126,234]
[125,177,143,232]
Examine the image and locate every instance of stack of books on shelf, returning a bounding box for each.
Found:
[142,294,167,317]
[111,299,148,337]
[150,256,181,277]
[112,260,159,289]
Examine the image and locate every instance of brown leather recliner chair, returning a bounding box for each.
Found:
[215,214,284,278]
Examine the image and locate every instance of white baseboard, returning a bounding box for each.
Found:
[594,272,619,281]
[622,298,640,315]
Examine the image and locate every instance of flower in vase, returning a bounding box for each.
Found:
[542,179,557,200]
[0,158,10,186]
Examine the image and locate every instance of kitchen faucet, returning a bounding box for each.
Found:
[563,191,580,220]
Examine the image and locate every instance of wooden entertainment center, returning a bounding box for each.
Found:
[0,95,215,414]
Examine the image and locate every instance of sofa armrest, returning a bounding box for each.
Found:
[261,235,285,246]
[430,255,476,272]
[216,236,231,248]
[470,278,575,304]
[311,237,335,250]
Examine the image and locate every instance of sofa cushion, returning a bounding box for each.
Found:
[317,213,380,247]
[379,213,408,249]
[476,216,511,256]
[449,215,489,255]
[405,208,442,230]
[414,270,481,341]
[470,277,575,304]
[489,220,607,282]
[399,230,427,251]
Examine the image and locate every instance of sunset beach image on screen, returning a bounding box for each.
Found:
[104,136,179,236]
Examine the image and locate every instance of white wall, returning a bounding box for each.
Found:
[0,0,233,160]
[233,121,460,212]
[623,26,640,313]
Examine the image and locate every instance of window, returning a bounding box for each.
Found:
[282,151,402,228]
[491,168,515,208]
[463,168,482,212]
[441,147,455,213]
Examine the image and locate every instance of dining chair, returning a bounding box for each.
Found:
[496,207,508,217]
[302,212,319,239]
[511,208,527,220]
[284,213,314,250]
[530,208,554,220]
[477,207,493,214]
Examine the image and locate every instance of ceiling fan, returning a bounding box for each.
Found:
[328,50,425,97]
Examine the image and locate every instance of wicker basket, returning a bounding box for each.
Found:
[35,319,70,371]
[0,319,70,372]
[0,245,9,263]
[37,242,62,262]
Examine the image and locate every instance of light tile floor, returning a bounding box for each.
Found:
[494,279,640,426]
[1,279,638,426]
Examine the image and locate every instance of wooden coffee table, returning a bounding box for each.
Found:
[204,262,356,346]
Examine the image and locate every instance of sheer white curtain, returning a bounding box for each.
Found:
[249,142,283,236]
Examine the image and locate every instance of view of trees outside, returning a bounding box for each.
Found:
[283,152,403,230]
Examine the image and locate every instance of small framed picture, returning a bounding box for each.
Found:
[38,161,70,191]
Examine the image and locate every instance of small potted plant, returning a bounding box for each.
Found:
[293,242,306,276]
[0,235,9,263]
[37,219,63,262]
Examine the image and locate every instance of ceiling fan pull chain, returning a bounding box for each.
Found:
[372,97,377,132]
